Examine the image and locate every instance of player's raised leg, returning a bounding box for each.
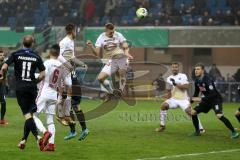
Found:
[98,67,113,94]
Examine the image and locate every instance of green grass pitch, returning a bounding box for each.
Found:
[0,98,239,160]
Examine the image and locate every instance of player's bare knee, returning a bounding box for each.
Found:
[98,72,108,82]
[235,111,240,116]
[191,109,197,116]
[24,113,32,120]
[216,113,223,119]
[161,103,169,110]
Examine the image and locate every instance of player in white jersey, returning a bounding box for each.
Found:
[86,23,133,98]
[33,44,65,151]
[57,23,87,128]
[155,62,205,133]
[57,23,76,125]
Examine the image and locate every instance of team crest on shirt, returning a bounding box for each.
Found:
[209,85,214,90]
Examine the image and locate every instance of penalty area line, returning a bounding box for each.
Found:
[136,148,240,160]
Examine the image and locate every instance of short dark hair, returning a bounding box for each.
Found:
[195,63,205,70]
[171,62,179,66]
[23,35,35,48]
[65,23,76,34]
[105,23,115,30]
[50,44,60,57]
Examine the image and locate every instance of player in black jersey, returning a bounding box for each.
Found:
[64,69,89,141]
[0,50,8,125]
[0,35,51,150]
[190,63,239,139]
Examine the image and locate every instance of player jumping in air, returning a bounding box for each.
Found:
[86,23,133,99]
[190,63,239,139]
[0,50,8,125]
[33,44,65,151]
[57,23,85,125]
[155,62,204,133]
[0,35,51,149]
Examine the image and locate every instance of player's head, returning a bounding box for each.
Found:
[195,63,205,77]
[49,44,60,58]
[22,35,35,48]
[171,62,180,75]
[105,23,115,38]
[65,23,76,39]
[0,49,5,61]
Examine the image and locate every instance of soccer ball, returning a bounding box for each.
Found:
[136,8,148,19]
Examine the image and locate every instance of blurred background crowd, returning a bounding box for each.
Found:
[1,0,240,28]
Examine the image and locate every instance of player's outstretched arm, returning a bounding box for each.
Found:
[122,41,133,60]
[71,58,87,68]
[86,40,100,57]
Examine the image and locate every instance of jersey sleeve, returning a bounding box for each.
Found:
[95,35,102,47]
[181,74,189,84]
[37,57,45,72]
[118,32,126,43]
[59,41,67,63]
[5,53,14,65]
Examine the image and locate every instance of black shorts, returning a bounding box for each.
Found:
[0,85,6,103]
[72,95,81,107]
[16,90,38,115]
[62,92,82,107]
[194,99,223,114]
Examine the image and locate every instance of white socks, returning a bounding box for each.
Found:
[46,114,55,144]
[33,115,47,134]
[160,110,167,126]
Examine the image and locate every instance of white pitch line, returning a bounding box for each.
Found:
[136,148,240,160]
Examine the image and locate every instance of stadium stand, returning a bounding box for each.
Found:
[0,0,240,27]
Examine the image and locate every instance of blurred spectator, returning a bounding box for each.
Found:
[214,9,224,25]
[209,64,222,81]
[152,73,165,100]
[233,68,240,82]
[226,73,235,82]
[224,9,235,25]
[85,0,96,24]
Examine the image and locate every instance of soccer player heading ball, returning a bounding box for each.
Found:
[86,23,133,99]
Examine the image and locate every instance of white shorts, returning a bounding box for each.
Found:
[64,73,72,86]
[164,98,190,111]
[101,56,129,76]
[37,97,57,115]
